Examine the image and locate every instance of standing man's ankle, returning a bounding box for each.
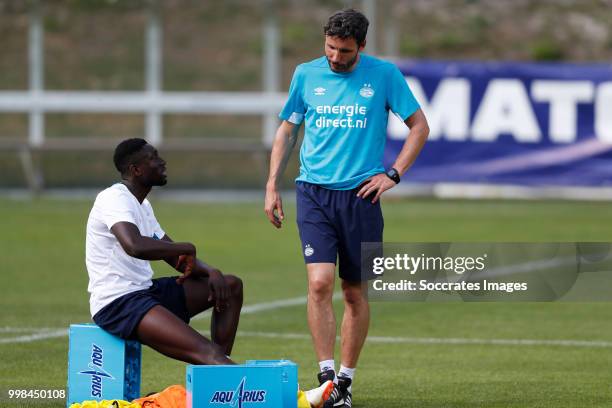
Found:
[319,359,335,373]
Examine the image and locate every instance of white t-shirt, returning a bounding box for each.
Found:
[85,183,165,317]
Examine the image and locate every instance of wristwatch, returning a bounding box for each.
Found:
[385,168,401,184]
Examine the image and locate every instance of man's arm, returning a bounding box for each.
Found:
[160,234,232,309]
[390,108,429,175]
[264,120,301,228]
[357,108,429,203]
[160,234,218,278]
[110,222,195,260]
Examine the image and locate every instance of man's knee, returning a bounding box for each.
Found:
[224,274,243,297]
[309,277,334,301]
[342,282,367,307]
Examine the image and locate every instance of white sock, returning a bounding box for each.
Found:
[318,360,336,384]
[338,365,355,392]
[319,359,335,373]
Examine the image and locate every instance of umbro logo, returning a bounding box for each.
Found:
[314,87,326,96]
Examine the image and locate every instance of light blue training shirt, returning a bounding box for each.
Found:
[279,54,420,190]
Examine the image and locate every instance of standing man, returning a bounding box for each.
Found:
[264,9,429,408]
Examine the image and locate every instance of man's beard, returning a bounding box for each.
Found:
[327,53,358,72]
[146,174,167,187]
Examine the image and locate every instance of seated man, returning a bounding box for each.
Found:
[85,138,332,408]
[86,138,242,364]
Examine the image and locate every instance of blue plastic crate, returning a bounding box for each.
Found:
[186,359,298,408]
[67,324,141,407]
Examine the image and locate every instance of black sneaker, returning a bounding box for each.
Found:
[342,392,352,408]
[317,370,352,408]
[336,376,352,408]
[317,370,341,407]
[317,369,336,386]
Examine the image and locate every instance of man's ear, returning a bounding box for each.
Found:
[128,163,142,177]
[358,40,366,52]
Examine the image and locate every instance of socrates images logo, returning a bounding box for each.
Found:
[304,244,314,257]
[359,83,374,98]
[314,87,326,96]
[210,377,266,408]
[78,343,115,398]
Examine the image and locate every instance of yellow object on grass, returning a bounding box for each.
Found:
[69,400,141,408]
[71,385,312,408]
[297,389,310,408]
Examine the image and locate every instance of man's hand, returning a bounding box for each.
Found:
[207,269,230,312]
[356,173,397,203]
[175,254,195,284]
[264,186,284,228]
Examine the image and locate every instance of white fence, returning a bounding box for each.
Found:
[0,0,381,192]
[0,0,380,147]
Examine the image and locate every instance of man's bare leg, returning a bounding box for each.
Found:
[183,274,243,356]
[136,305,233,365]
[307,263,337,363]
[340,280,369,368]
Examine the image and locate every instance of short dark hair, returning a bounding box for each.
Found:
[324,8,369,46]
[113,138,148,174]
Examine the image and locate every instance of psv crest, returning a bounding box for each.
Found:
[359,83,374,98]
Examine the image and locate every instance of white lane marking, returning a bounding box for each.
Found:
[0,293,339,343]
[0,327,60,333]
[0,329,67,344]
[237,331,612,348]
[192,293,342,320]
[0,294,337,343]
[1,291,610,349]
[0,326,610,349]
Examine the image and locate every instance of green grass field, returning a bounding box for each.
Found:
[2,197,612,407]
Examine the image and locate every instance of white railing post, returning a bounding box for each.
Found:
[145,0,162,145]
[28,0,44,147]
[262,0,280,147]
[383,1,399,57]
[362,0,376,55]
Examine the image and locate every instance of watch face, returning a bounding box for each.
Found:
[387,169,400,183]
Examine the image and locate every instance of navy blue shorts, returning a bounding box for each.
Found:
[92,276,190,341]
[296,181,383,282]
